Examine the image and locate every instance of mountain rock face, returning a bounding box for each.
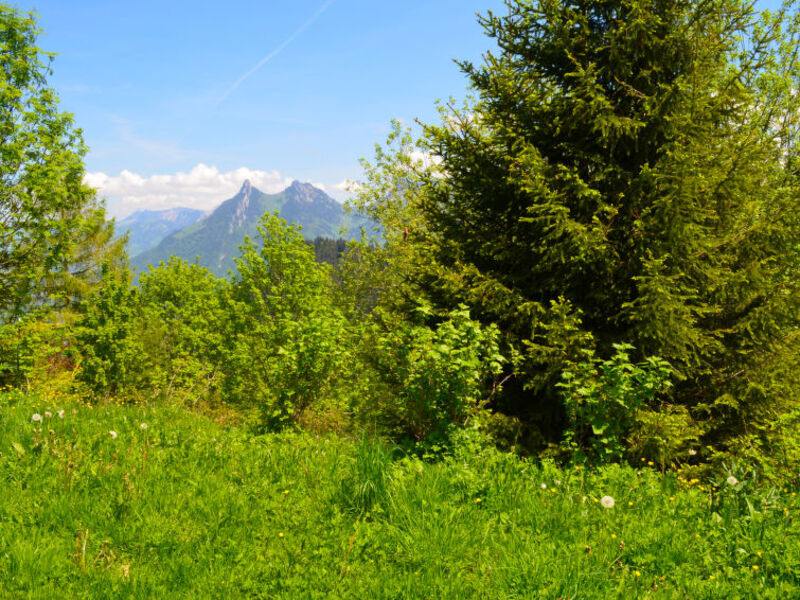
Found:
[116,207,206,257]
[131,180,375,277]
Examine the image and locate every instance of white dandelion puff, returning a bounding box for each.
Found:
[727,475,738,486]
[109,430,118,440]
[31,413,42,423]
[57,410,65,419]
[44,411,52,418]
[140,423,148,430]
[541,483,547,490]
[600,495,615,508]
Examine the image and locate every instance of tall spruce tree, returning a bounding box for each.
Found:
[360,0,800,446]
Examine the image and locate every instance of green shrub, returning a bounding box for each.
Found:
[627,404,702,470]
[558,343,673,462]
[369,304,504,444]
[136,258,229,404]
[223,213,355,430]
[74,268,144,397]
[74,260,229,404]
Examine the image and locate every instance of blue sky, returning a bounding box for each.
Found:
[11,0,508,216]
[10,0,786,216]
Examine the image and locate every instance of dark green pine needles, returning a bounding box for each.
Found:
[401,0,800,445]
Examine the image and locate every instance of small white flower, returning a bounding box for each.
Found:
[726,475,739,486]
[541,483,547,490]
[31,413,42,423]
[688,449,697,456]
[44,411,52,418]
[57,410,65,419]
[140,423,148,430]
[109,430,118,440]
[554,480,562,486]
[600,495,615,509]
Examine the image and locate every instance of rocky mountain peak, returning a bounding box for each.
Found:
[229,180,260,233]
[287,180,324,203]
[238,179,253,197]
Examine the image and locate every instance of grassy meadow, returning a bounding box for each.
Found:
[1,389,798,599]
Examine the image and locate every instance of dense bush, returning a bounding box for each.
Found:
[558,343,673,463]
[74,260,228,404]
[136,258,229,403]
[74,268,144,397]
[222,213,356,429]
[366,304,505,444]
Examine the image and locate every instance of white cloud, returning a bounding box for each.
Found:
[331,179,360,194]
[87,164,296,218]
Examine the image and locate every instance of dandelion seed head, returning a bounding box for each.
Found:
[600,495,615,509]
[109,430,118,440]
[140,423,148,430]
[31,413,42,422]
[727,475,739,486]
[541,483,547,490]
[44,411,52,418]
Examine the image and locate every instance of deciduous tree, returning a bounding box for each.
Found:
[0,6,121,316]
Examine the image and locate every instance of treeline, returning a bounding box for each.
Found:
[310,237,348,268]
[2,0,800,482]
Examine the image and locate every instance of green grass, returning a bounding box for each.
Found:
[1,390,798,598]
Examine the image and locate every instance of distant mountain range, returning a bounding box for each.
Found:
[130,180,376,277]
[116,207,206,257]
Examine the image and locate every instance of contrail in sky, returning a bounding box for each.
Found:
[217,0,335,105]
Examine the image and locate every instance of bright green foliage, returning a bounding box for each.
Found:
[0,6,121,315]
[224,213,352,429]
[74,259,230,404]
[73,267,143,396]
[136,258,229,403]
[0,313,47,387]
[368,304,505,443]
[0,310,76,388]
[359,0,800,448]
[558,343,672,462]
[2,391,799,598]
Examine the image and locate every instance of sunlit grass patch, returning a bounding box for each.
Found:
[0,390,798,598]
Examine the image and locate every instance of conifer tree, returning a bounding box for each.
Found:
[360,0,800,445]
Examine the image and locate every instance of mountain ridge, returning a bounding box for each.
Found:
[116,207,206,257]
[131,180,375,277]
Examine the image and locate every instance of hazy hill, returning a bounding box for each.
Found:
[116,207,205,257]
[131,180,375,276]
